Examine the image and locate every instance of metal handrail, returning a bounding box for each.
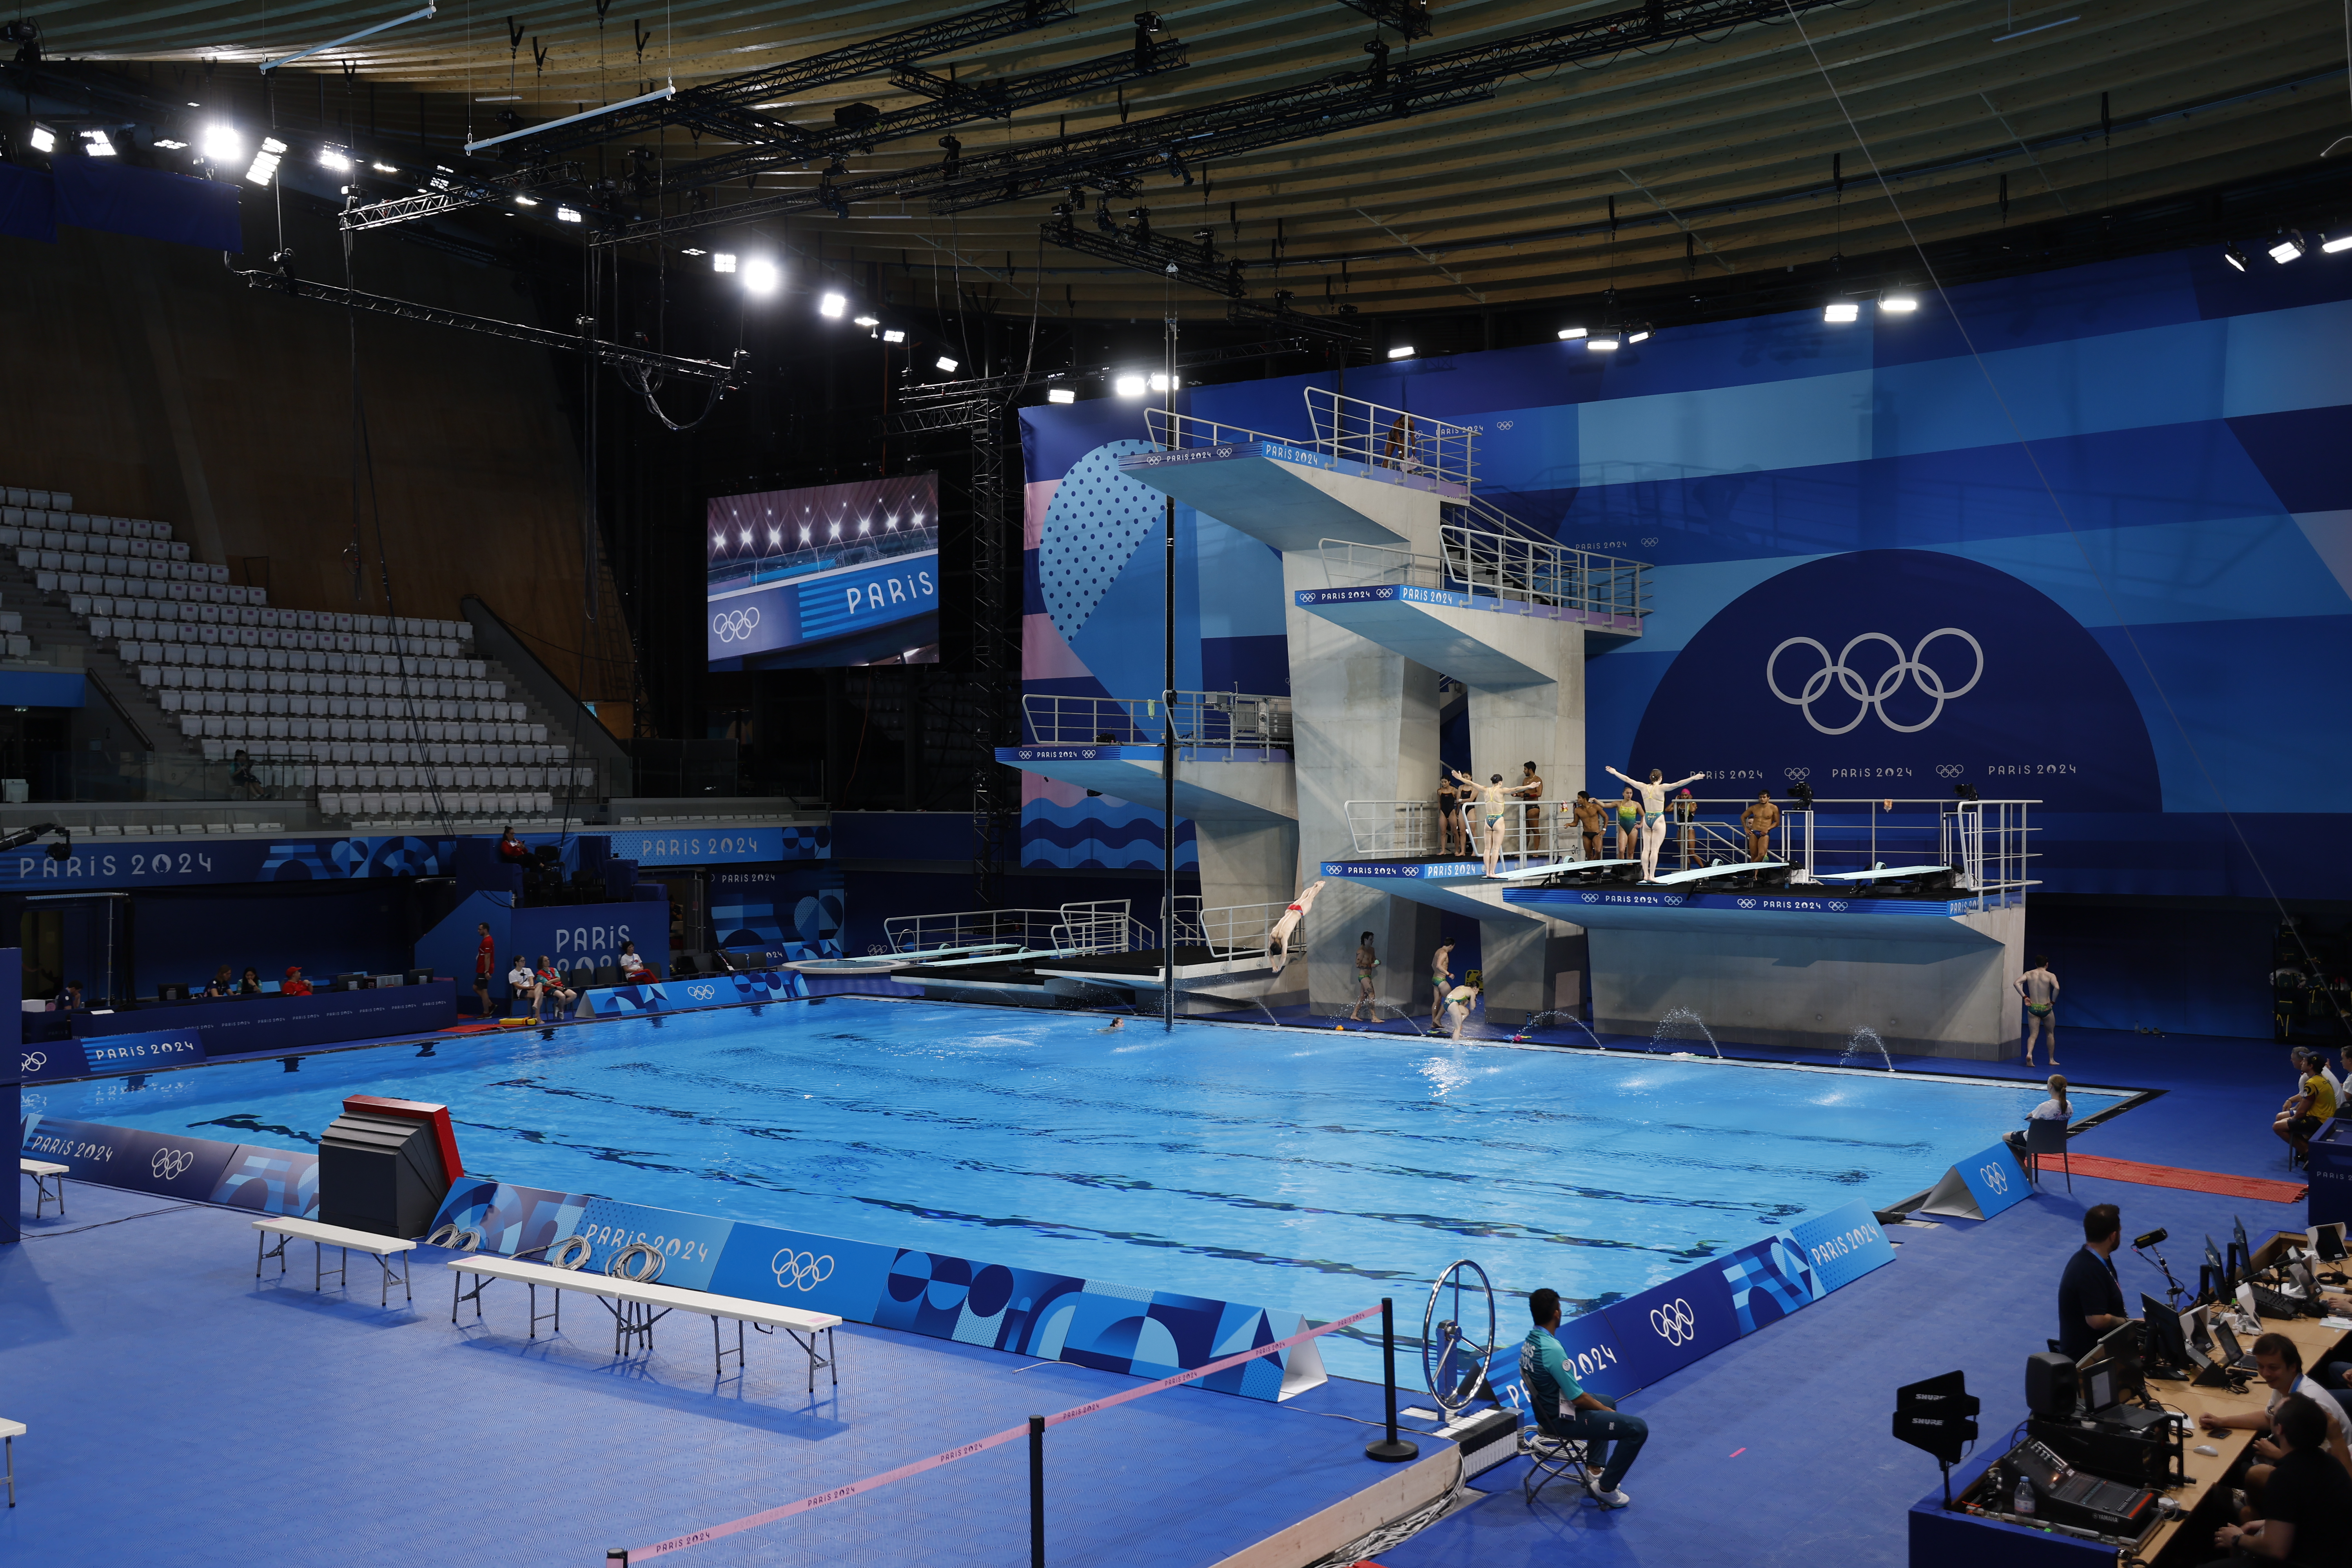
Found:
[1342,796,1559,867]
[1318,527,1648,624]
[1143,407,1287,452]
[1304,388,1475,487]
[1049,900,1155,956]
[1020,690,1292,750]
[886,907,1067,954]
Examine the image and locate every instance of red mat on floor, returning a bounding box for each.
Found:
[2055,1153,2306,1203]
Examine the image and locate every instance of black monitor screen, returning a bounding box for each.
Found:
[2141,1293,2189,1367]
[2319,1223,2348,1263]
[2207,1235,2229,1281]
[2088,1318,2144,1398]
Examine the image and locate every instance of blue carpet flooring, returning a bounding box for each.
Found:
[0,1176,1421,1567]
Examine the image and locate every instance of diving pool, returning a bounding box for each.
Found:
[25,998,2124,1378]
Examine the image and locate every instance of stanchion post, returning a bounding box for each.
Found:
[1365,1296,1419,1463]
[606,1552,628,1566]
[1029,1413,1046,1567]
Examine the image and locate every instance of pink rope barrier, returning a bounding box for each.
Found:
[620,1301,1386,1563]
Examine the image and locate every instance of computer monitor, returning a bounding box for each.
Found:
[2232,1216,2254,1283]
[2141,1292,2191,1370]
[2088,1317,2144,1396]
[2207,1235,2229,1283]
[2083,1359,2122,1413]
[2312,1223,2348,1263]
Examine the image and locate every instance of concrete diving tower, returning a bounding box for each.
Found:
[1119,388,1650,1024]
[998,690,1297,913]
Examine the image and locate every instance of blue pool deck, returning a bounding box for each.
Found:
[5,1019,2312,1567]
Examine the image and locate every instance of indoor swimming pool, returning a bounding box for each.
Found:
[27,998,2129,1377]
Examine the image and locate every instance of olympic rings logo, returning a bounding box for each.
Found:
[772,1249,836,1291]
[151,1147,196,1180]
[1936,764,1965,779]
[712,606,764,643]
[688,984,716,1002]
[1767,629,1984,735]
[1650,1298,1697,1346]
[1980,1161,2010,1195]
[1784,767,1810,780]
[1737,898,1756,909]
[20,1051,44,1073]
[1828,901,1849,912]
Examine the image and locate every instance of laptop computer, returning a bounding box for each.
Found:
[2209,1314,2262,1373]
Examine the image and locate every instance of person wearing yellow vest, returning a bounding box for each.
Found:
[2279,1046,2339,1161]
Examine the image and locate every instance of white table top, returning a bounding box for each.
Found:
[445,1254,840,1331]
[0,1419,24,1439]
[250,1216,417,1253]
[19,1160,68,1176]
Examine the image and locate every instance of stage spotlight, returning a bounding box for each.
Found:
[742,258,780,294]
[514,194,539,207]
[853,313,879,328]
[1823,301,1860,323]
[882,328,906,343]
[1881,292,1919,312]
[712,252,737,274]
[935,355,960,372]
[318,145,352,171]
[1557,326,1587,340]
[2269,234,2306,264]
[1114,373,1148,396]
[1047,387,1076,404]
[819,291,847,318]
[2223,244,2250,272]
[243,136,286,186]
[681,246,706,256]
[201,123,241,161]
[2325,233,2352,254]
[154,138,187,150]
[1587,331,1621,352]
[1625,323,1652,344]
[1149,372,1172,392]
[28,125,54,152]
[80,130,116,156]
[370,160,398,174]
[1387,345,1415,359]
[556,204,584,223]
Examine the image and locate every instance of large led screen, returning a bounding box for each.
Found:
[706,474,940,670]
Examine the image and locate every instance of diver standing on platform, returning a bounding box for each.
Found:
[1605,765,1708,883]
[1451,769,1542,877]
[1741,791,1780,862]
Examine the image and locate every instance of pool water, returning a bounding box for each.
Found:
[27,998,2123,1379]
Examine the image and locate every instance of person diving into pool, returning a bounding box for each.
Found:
[1603,765,1707,883]
[1267,880,1325,975]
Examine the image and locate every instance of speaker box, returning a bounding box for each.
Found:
[2026,1351,2080,1419]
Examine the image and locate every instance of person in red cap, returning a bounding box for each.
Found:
[281,965,313,997]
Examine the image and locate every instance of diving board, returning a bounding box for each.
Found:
[1814,865,1955,884]
[1491,858,1638,882]
[785,942,1019,975]
[1646,861,1789,886]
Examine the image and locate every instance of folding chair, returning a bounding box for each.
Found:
[1519,1411,1593,1506]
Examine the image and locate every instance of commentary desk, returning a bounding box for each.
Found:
[1911,1298,2349,1567]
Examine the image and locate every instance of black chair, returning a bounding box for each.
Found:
[569,962,593,993]
[593,964,620,987]
[2023,1118,2071,1192]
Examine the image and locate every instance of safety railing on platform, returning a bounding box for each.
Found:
[1318,527,1649,625]
[1019,691,1292,751]
[1343,797,1559,868]
[1303,387,1476,487]
[885,907,1067,955]
[1142,407,1289,454]
[1051,900,1156,956]
[1191,899,1294,959]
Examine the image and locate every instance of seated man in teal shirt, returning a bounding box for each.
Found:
[1519,1287,1649,1508]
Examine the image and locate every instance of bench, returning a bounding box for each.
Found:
[252,1217,416,1307]
[1,1416,18,1506]
[446,1255,842,1390]
[20,1159,67,1220]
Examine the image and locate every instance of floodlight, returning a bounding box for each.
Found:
[556,205,584,223]
[243,137,286,187]
[681,246,707,257]
[371,160,398,174]
[318,145,351,171]
[1823,301,1860,323]
[1586,332,1621,352]
[201,123,241,161]
[1557,326,1587,340]
[1387,345,1414,359]
[882,328,906,344]
[853,314,879,328]
[2269,235,2306,264]
[1625,323,1651,344]
[2223,244,2250,272]
[1881,292,1918,312]
[514,194,539,207]
[743,258,780,295]
[2324,234,2352,254]
[154,138,187,150]
[1047,388,1076,404]
[1149,372,1172,392]
[712,252,737,274]
[819,291,847,318]
[935,356,960,372]
[29,125,54,152]
[1114,373,1148,396]
[81,131,116,156]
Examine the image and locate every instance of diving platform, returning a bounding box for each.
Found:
[1117,443,1447,552]
[1317,857,1571,924]
[995,744,1295,824]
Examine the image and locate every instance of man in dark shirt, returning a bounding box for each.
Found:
[2203,1393,2352,1565]
[2058,1203,2129,1359]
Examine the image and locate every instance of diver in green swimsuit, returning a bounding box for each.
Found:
[1429,940,1455,1028]
[1349,931,1379,1023]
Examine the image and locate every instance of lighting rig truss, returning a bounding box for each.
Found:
[492,0,1074,163]
[339,162,581,232]
[598,0,1850,243]
[1039,202,1366,335]
[651,31,1187,199]
[1336,0,1433,41]
[231,267,744,385]
[888,333,1328,433]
